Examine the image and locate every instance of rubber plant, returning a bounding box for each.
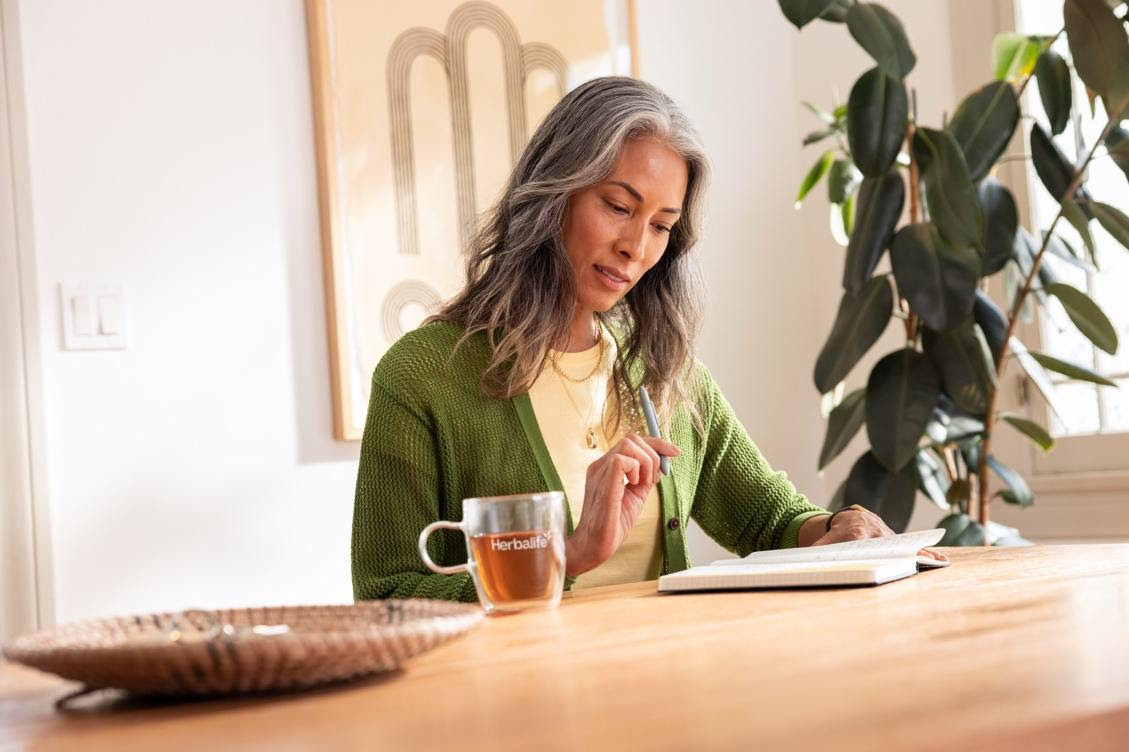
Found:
[782,0,1129,544]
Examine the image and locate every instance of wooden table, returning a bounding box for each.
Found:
[3,546,1129,751]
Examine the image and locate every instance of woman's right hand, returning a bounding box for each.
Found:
[565,433,680,577]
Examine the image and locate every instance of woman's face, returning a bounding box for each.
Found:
[560,136,689,316]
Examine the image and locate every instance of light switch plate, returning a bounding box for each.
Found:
[60,283,127,350]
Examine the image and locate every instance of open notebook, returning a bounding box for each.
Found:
[657,529,948,592]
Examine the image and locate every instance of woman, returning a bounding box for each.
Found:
[352,77,937,602]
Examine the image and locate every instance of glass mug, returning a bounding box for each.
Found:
[418,492,566,613]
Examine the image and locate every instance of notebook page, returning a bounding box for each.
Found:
[709,529,945,566]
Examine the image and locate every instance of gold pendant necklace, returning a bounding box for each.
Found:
[551,325,606,449]
[557,371,602,449]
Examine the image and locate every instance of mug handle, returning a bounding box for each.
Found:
[418,521,469,575]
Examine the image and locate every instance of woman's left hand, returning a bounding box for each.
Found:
[799,506,948,563]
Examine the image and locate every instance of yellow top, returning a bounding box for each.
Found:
[527,326,663,589]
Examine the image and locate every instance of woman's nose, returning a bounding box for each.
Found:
[616,221,647,260]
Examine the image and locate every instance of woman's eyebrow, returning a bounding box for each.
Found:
[608,180,682,215]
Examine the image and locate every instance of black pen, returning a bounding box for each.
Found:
[637,385,671,476]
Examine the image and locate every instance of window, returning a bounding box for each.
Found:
[1014,0,1129,473]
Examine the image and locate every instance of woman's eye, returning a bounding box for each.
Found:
[653,225,672,234]
[606,201,629,215]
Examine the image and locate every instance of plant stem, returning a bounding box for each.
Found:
[904,117,922,344]
[975,113,1121,530]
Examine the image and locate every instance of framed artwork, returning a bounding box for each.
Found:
[306,0,638,440]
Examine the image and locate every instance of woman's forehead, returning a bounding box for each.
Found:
[605,137,688,207]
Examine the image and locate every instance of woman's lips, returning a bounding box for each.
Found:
[595,264,629,291]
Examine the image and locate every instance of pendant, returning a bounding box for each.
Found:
[585,427,598,449]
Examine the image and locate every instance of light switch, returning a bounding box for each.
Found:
[61,283,127,350]
[97,295,122,335]
[71,294,95,336]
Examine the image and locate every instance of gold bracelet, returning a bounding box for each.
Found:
[825,503,867,533]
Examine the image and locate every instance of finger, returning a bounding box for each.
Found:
[919,547,949,562]
[614,454,641,487]
[810,529,844,546]
[624,433,662,483]
[616,436,657,488]
[638,435,681,458]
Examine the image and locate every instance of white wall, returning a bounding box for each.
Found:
[19,0,357,623]
[13,0,961,624]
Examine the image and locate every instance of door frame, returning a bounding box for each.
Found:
[1,0,53,637]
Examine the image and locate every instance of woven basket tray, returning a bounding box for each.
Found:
[2,600,484,696]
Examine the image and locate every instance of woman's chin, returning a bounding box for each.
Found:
[582,295,622,315]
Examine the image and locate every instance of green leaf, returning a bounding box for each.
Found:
[1061,199,1098,265]
[1091,201,1129,251]
[866,348,942,472]
[948,81,1020,182]
[978,178,1019,275]
[972,290,1007,364]
[1029,122,1075,202]
[819,0,852,23]
[937,513,987,545]
[1012,226,1062,298]
[915,448,951,510]
[845,451,918,532]
[846,3,917,79]
[819,388,867,470]
[814,276,894,392]
[926,399,985,446]
[1106,127,1129,184]
[795,150,835,207]
[828,158,863,204]
[803,100,837,124]
[847,67,909,177]
[829,201,849,246]
[780,0,839,29]
[890,223,981,331]
[1010,337,1067,422]
[992,33,1043,81]
[988,455,1033,507]
[923,321,996,415]
[843,170,905,292]
[1034,50,1073,136]
[1064,0,1129,119]
[1045,282,1120,354]
[841,191,857,237]
[1029,350,1118,386]
[803,127,837,146]
[960,438,982,474]
[912,127,983,249]
[1000,412,1055,451]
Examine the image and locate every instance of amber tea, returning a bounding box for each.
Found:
[469,530,560,603]
[419,492,566,613]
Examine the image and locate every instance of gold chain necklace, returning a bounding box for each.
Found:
[549,326,606,383]
[549,326,607,449]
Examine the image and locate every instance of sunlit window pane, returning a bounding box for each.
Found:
[1048,381,1101,437]
[1103,380,1129,433]
[1091,245,1129,376]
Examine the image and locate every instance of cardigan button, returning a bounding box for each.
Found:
[667,517,680,531]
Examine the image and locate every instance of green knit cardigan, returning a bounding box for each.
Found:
[352,321,828,602]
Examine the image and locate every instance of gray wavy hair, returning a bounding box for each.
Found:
[432,75,711,432]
